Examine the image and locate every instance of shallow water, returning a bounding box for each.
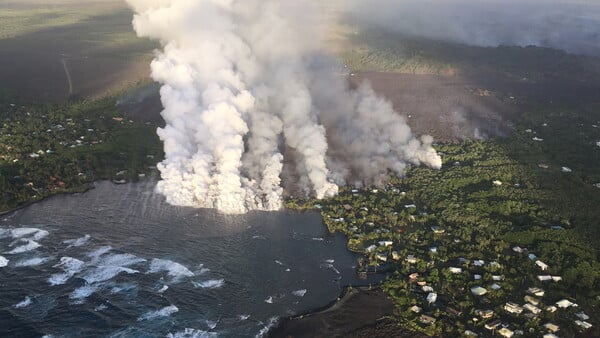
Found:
[0,180,380,337]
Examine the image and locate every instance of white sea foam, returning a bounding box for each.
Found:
[6,240,41,254]
[324,259,335,264]
[205,320,218,330]
[10,228,41,238]
[95,304,108,311]
[193,279,224,289]
[82,266,139,284]
[264,296,273,304]
[167,328,217,338]
[312,237,324,241]
[158,285,169,293]
[14,296,32,308]
[256,317,278,338]
[70,285,99,300]
[87,246,112,261]
[63,235,91,248]
[292,289,307,297]
[239,314,250,320]
[15,256,52,267]
[149,258,194,279]
[137,305,179,321]
[0,255,8,267]
[48,257,85,285]
[95,253,146,268]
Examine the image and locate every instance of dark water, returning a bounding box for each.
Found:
[0,181,380,338]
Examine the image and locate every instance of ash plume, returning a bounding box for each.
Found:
[348,0,600,56]
[126,0,442,214]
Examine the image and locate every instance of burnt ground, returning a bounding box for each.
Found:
[349,67,600,142]
[0,7,156,102]
[267,287,415,338]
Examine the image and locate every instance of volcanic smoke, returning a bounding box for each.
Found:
[126,0,442,214]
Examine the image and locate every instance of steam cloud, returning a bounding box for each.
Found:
[126,0,442,214]
[348,0,600,56]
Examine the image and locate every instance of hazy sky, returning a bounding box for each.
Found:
[348,0,600,55]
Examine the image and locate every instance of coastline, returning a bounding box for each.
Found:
[0,183,95,217]
[267,286,406,338]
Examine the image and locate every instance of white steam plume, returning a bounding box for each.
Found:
[348,0,600,56]
[126,0,442,214]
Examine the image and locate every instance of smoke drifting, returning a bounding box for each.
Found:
[348,0,600,56]
[126,0,441,214]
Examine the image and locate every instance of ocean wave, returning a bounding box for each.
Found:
[48,257,85,286]
[292,289,307,297]
[63,235,91,248]
[193,279,225,289]
[15,256,53,267]
[87,246,112,261]
[70,285,99,300]
[14,296,32,308]
[256,317,278,338]
[167,328,217,338]
[82,266,139,284]
[95,253,146,268]
[137,305,179,321]
[0,255,8,267]
[149,258,194,279]
[6,240,41,254]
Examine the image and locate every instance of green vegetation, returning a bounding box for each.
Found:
[287,104,600,336]
[0,94,163,213]
[341,28,600,82]
[0,1,124,39]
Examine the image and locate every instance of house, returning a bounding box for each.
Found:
[474,274,482,280]
[449,267,462,274]
[405,204,417,209]
[528,253,537,260]
[408,272,419,280]
[430,226,445,234]
[429,247,438,253]
[471,286,487,296]
[419,315,436,325]
[493,180,503,186]
[378,240,393,247]
[504,302,523,314]
[527,287,545,297]
[447,307,462,316]
[376,254,387,262]
[476,309,494,319]
[498,328,514,338]
[410,305,422,313]
[406,255,417,264]
[343,204,352,211]
[524,295,539,306]
[535,260,549,270]
[464,330,478,337]
[422,285,434,292]
[556,299,577,308]
[512,246,526,253]
[551,276,562,282]
[575,320,593,330]
[392,251,401,260]
[537,275,552,282]
[523,303,541,315]
[485,320,501,330]
[575,312,590,320]
[473,259,485,266]
[427,292,438,304]
[543,323,560,333]
[492,275,504,281]
[365,245,377,253]
[546,306,557,313]
[543,334,559,338]
[491,283,501,290]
